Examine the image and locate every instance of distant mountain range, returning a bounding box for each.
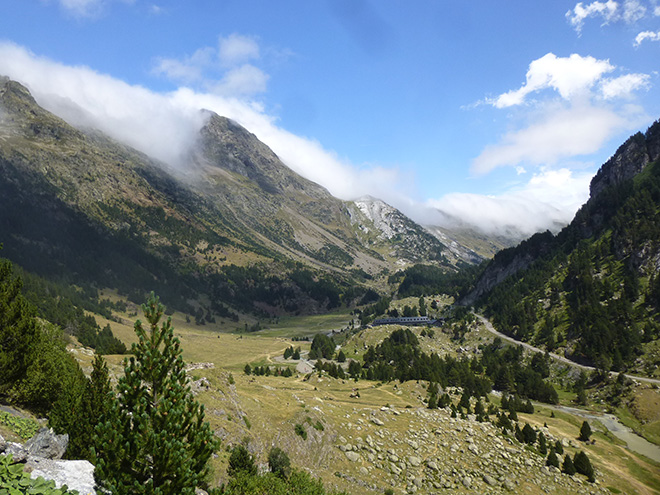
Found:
[0,76,493,315]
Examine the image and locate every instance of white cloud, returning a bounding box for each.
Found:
[600,73,651,98]
[152,47,214,84]
[210,65,269,96]
[634,30,660,45]
[655,5,660,15]
[0,41,645,241]
[152,35,267,97]
[58,0,103,17]
[55,0,135,18]
[427,168,595,238]
[566,0,653,32]
[218,34,260,67]
[566,1,619,34]
[622,0,647,23]
[0,41,410,207]
[490,53,614,108]
[479,52,650,175]
[472,105,643,174]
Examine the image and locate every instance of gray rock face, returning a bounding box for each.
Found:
[26,457,96,495]
[25,428,69,460]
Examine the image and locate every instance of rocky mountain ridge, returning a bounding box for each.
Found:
[0,76,460,314]
[463,120,660,306]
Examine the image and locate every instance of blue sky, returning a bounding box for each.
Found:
[0,0,659,236]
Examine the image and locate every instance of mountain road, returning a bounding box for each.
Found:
[475,314,660,386]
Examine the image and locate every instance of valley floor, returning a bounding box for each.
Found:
[62,303,660,495]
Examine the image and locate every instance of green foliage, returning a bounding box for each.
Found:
[393,263,479,299]
[358,297,391,326]
[0,258,40,398]
[211,263,348,316]
[294,424,307,440]
[0,454,80,495]
[546,449,560,468]
[50,353,113,461]
[573,451,595,482]
[93,293,218,495]
[538,432,547,455]
[309,334,335,360]
[0,411,39,440]
[480,125,660,371]
[562,454,576,476]
[579,421,592,442]
[0,257,86,415]
[362,329,491,396]
[219,469,348,495]
[268,447,291,479]
[19,270,126,355]
[522,423,537,444]
[228,445,257,478]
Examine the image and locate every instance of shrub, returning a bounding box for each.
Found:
[228,445,257,478]
[294,424,307,440]
[268,447,291,479]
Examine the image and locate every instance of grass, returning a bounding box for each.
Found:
[80,301,660,494]
[263,311,354,339]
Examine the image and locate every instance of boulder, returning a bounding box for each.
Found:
[26,457,95,495]
[345,451,360,462]
[25,428,68,460]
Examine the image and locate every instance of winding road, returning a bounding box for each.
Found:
[475,314,660,386]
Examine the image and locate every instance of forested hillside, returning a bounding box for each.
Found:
[469,121,660,375]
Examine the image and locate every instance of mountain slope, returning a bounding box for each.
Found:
[0,76,452,315]
[464,120,660,375]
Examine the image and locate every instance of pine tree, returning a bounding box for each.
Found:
[51,353,113,461]
[522,423,537,444]
[93,293,217,495]
[562,454,576,475]
[579,420,592,441]
[573,451,595,482]
[0,258,39,397]
[538,432,547,455]
[228,445,257,478]
[546,448,560,468]
[268,446,291,479]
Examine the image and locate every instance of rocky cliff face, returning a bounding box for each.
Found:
[590,121,660,198]
[348,196,448,265]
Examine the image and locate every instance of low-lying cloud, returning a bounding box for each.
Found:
[425,168,594,239]
[0,41,617,242]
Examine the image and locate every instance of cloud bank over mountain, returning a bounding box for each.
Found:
[0,39,648,240]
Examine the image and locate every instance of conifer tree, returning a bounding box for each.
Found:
[546,448,560,468]
[562,454,576,475]
[0,258,39,397]
[573,451,595,482]
[578,420,592,441]
[522,423,537,444]
[93,293,217,495]
[51,353,113,461]
[538,432,547,455]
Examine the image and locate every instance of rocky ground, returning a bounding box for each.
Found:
[331,404,608,494]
